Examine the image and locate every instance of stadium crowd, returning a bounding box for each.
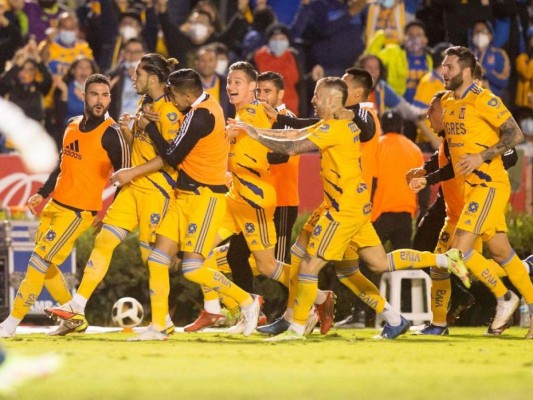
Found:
[0,0,533,343]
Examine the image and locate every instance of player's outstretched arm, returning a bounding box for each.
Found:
[110,157,165,187]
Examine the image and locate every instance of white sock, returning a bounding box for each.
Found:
[436,254,448,269]
[290,322,305,335]
[72,294,88,312]
[165,314,173,326]
[204,300,221,315]
[283,308,294,322]
[522,260,531,275]
[2,316,21,333]
[381,303,401,326]
[314,290,327,305]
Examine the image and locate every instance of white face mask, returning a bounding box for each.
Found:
[473,33,490,49]
[189,23,209,42]
[58,30,76,46]
[269,39,289,57]
[123,60,140,70]
[120,26,138,41]
[379,0,395,8]
[520,118,533,136]
[215,59,228,75]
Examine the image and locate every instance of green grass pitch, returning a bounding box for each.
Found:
[3,327,532,399]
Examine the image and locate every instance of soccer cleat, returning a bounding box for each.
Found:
[304,309,320,335]
[225,318,245,335]
[316,290,336,335]
[374,316,410,339]
[446,286,476,325]
[413,323,449,336]
[45,303,84,321]
[128,327,168,341]
[256,317,290,335]
[184,310,226,332]
[241,294,263,337]
[219,308,240,328]
[0,325,15,339]
[258,312,268,326]
[146,323,176,335]
[264,328,306,342]
[444,249,471,288]
[487,291,519,335]
[0,353,62,395]
[333,310,366,329]
[48,317,88,336]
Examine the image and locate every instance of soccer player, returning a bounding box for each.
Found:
[0,74,130,338]
[416,46,533,337]
[45,54,180,335]
[229,77,470,341]
[108,68,262,340]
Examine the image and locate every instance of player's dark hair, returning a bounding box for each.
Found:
[345,67,373,98]
[381,110,404,134]
[473,61,483,81]
[228,61,258,82]
[444,46,477,75]
[318,77,348,106]
[140,53,180,83]
[258,71,284,90]
[84,73,110,92]
[167,68,203,96]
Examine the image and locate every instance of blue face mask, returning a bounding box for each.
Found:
[269,39,289,57]
[379,0,396,8]
[58,30,76,46]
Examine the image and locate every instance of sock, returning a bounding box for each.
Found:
[204,299,222,315]
[283,308,294,322]
[139,241,152,265]
[165,314,173,327]
[381,302,401,326]
[293,272,318,326]
[464,250,508,298]
[287,242,305,309]
[315,290,327,305]
[71,294,88,312]
[289,322,305,335]
[388,250,437,271]
[429,267,451,325]
[2,315,22,334]
[500,252,533,304]
[147,248,171,331]
[182,259,251,306]
[201,285,220,302]
[77,225,125,300]
[12,253,50,319]
[43,263,72,305]
[267,260,291,287]
[219,293,240,316]
[337,268,386,313]
[487,259,507,278]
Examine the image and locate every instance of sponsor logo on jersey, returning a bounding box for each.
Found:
[458,107,466,120]
[64,140,82,160]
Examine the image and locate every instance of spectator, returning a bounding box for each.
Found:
[0,0,23,74]
[23,0,64,43]
[364,0,406,47]
[106,37,146,121]
[251,23,306,116]
[515,26,533,110]
[212,41,230,76]
[193,43,234,118]
[371,110,423,249]
[0,39,51,125]
[241,5,276,59]
[291,0,366,77]
[250,0,300,26]
[470,19,510,100]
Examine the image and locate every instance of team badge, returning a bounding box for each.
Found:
[245,223,255,234]
[167,112,178,122]
[150,213,161,225]
[467,202,479,213]
[45,230,56,241]
[440,231,450,244]
[487,98,499,107]
[363,203,372,215]
[188,223,197,234]
[313,225,322,236]
[319,124,330,131]
[246,107,256,114]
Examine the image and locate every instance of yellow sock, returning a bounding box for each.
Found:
[77,224,124,299]
[147,248,171,331]
[501,253,533,303]
[287,242,305,309]
[464,250,507,298]
[139,241,152,265]
[220,293,240,315]
[12,253,49,319]
[388,250,436,270]
[267,260,291,287]
[182,259,251,306]
[202,285,220,302]
[336,266,386,313]
[488,260,507,278]
[44,263,72,304]
[429,267,451,325]
[293,273,318,325]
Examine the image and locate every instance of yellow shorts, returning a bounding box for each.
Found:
[218,195,276,252]
[456,185,509,238]
[34,200,95,265]
[103,185,170,244]
[157,188,227,258]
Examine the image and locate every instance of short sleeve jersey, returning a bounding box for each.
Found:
[307,119,367,213]
[441,85,510,189]
[228,101,276,209]
[130,94,180,196]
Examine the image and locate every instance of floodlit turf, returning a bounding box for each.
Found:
[3,327,532,400]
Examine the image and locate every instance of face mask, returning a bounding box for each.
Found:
[189,23,209,42]
[58,30,76,46]
[520,118,533,136]
[404,37,424,54]
[269,39,289,57]
[379,0,395,8]
[215,59,228,75]
[473,33,490,49]
[123,60,140,70]
[120,26,138,41]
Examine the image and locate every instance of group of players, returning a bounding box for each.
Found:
[1,44,532,341]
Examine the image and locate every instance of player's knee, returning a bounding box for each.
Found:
[94,225,124,251]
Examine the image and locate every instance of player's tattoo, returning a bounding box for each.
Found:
[480,118,524,162]
[257,135,318,155]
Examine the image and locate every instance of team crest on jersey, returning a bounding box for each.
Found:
[487,98,499,107]
[440,231,450,244]
[313,225,322,236]
[467,202,479,213]
[245,107,256,114]
[167,112,178,122]
[45,230,56,241]
[245,223,255,234]
[150,213,161,225]
[319,124,330,131]
[363,203,372,215]
[458,107,466,120]
[188,223,197,235]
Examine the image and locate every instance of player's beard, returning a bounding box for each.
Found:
[445,73,463,91]
[86,103,109,119]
